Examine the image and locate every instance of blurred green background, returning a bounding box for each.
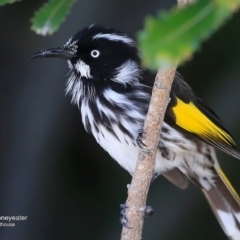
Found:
[0,0,240,239]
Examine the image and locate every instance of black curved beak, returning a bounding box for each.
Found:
[30,46,74,60]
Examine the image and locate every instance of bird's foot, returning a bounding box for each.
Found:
[159,141,171,160]
[136,129,153,155]
[136,129,147,149]
[120,204,154,228]
[120,204,132,229]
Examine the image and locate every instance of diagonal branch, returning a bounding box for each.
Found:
[120,1,193,240]
[120,66,176,240]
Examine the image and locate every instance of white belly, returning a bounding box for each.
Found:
[83,116,216,188]
[90,122,193,175]
[93,124,140,174]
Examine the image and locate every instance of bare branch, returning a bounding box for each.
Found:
[120,67,176,240]
[120,1,192,240]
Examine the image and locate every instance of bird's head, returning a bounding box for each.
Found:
[31,24,142,104]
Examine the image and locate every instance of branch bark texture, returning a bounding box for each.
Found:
[120,67,176,240]
[120,1,192,240]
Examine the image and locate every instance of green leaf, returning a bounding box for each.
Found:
[214,0,240,11]
[0,0,21,6]
[31,0,76,36]
[138,0,240,69]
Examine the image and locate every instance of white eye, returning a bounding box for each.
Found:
[91,50,100,58]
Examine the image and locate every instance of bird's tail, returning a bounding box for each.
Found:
[202,168,240,240]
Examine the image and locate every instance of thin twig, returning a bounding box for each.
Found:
[120,1,192,240]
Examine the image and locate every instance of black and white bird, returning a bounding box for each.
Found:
[31,24,240,239]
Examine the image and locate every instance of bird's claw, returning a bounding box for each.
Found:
[119,204,154,228]
[136,129,147,149]
[120,204,132,229]
[136,129,153,155]
[144,205,154,217]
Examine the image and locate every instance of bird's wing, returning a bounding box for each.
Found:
[162,168,189,189]
[166,72,240,159]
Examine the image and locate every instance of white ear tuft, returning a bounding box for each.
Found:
[111,60,141,87]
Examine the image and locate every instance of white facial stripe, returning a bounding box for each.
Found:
[64,38,78,55]
[64,37,72,46]
[93,33,135,46]
[75,60,92,78]
[112,60,140,86]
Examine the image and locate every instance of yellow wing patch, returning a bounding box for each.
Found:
[172,98,234,145]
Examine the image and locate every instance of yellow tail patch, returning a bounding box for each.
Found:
[172,98,234,145]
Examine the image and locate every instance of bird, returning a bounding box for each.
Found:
[31,24,240,239]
